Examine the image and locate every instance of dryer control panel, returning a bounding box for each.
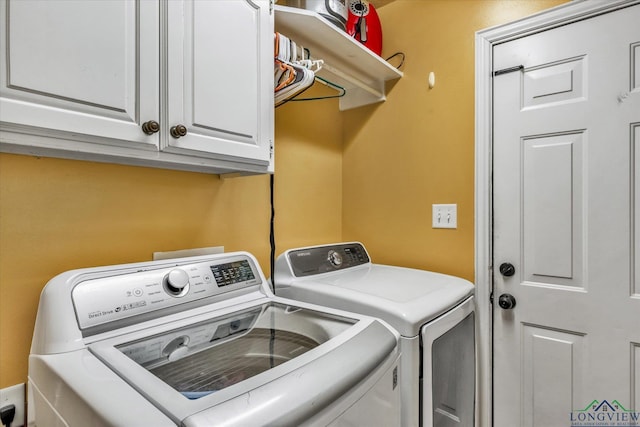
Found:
[72,254,262,332]
[287,242,370,277]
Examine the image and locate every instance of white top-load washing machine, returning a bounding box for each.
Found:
[29,251,402,427]
[274,242,476,427]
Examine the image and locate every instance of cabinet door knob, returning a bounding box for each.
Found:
[170,125,188,138]
[141,120,160,135]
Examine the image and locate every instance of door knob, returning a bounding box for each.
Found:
[141,120,160,135]
[170,124,188,138]
[499,262,516,277]
[498,293,516,310]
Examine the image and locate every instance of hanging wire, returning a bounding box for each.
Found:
[385,52,406,70]
[287,76,346,102]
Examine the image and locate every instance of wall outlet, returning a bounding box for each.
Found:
[0,383,25,427]
[432,204,457,229]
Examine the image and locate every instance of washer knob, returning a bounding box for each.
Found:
[165,269,190,296]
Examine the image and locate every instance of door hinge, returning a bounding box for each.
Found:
[493,65,524,77]
[489,291,494,304]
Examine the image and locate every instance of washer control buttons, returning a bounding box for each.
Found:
[164,269,190,297]
[327,250,343,268]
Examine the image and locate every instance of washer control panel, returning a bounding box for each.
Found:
[287,243,370,277]
[72,255,261,330]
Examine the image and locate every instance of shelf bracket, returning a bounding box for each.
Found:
[321,63,385,99]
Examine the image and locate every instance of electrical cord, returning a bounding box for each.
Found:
[0,404,15,427]
[269,173,276,294]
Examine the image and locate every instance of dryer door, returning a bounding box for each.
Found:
[421,296,476,427]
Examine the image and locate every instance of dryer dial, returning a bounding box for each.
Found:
[327,250,343,267]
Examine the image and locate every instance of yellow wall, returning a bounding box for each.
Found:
[0,89,342,388]
[0,0,567,390]
[343,0,567,281]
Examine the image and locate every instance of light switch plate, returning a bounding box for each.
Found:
[432,204,457,229]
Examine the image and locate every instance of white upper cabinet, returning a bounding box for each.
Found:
[164,0,273,166]
[0,0,274,175]
[0,0,160,149]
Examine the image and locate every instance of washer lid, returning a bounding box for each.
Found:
[89,300,397,426]
[275,243,474,337]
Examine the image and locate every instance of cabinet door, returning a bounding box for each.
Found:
[0,0,159,150]
[165,0,273,166]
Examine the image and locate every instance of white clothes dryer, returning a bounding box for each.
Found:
[29,251,401,427]
[274,242,476,427]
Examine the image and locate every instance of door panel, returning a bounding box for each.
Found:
[634,344,640,410]
[522,57,586,109]
[6,0,132,112]
[191,1,257,139]
[493,4,640,426]
[523,133,583,284]
[635,124,640,295]
[522,326,585,427]
[633,43,640,90]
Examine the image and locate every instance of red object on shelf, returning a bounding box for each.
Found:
[346,0,382,56]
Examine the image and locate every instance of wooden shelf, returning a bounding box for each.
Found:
[274,5,402,110]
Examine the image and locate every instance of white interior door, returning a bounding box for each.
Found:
[492,4,640,426]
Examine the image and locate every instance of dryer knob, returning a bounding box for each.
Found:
[165,269,190,296]
[327,250,343,267]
